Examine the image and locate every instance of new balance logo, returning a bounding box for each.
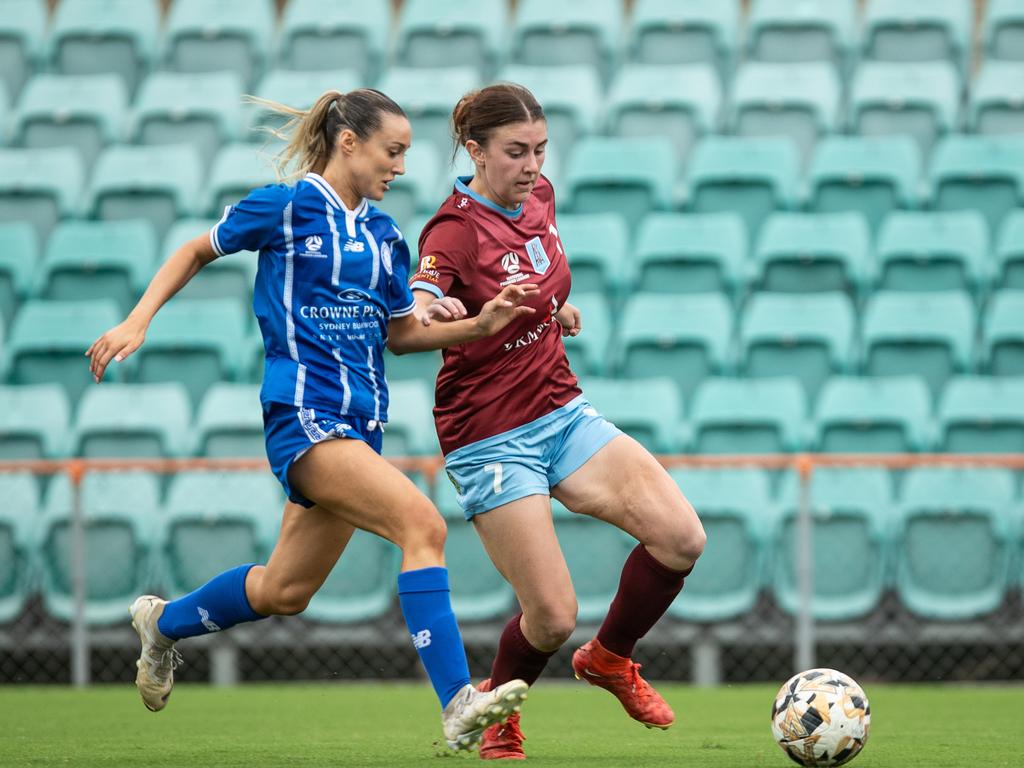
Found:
[198,607,221,633]
[343,239,365,252]
[412,629,432,649]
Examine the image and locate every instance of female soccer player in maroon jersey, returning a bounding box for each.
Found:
[408,84,706,760]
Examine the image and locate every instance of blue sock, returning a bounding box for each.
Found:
[157,563,265,641]
[397,567,472,708]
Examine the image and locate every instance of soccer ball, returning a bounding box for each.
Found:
[770,668,870,767]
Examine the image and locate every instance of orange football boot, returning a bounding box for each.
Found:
[571,638,674,729]
[478,678,527,760]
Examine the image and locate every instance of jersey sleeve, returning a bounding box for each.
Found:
[209,184,288,257]
[387,235,416,318]
[409,214,474,299]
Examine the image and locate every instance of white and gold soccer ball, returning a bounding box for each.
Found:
[770,668,871,767]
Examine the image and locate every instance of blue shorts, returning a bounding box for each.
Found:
[263,402,383,508]
[443,394,622,520]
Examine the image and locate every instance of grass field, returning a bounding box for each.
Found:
[2,682,1021,766]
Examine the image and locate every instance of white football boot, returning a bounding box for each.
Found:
[441,679,529,751]
[129,595,182,712]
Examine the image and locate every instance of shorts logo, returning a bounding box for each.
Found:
[305,235,322,252]
[525,237,550,274]
[446,470,463,495]
[412,629,432,649]
[501,252,520,275]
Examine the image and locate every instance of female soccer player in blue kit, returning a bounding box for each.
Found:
[85,88,532,752]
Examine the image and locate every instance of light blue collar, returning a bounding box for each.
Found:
[455,176,523,218]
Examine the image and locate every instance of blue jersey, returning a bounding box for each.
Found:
[209,172,415,422]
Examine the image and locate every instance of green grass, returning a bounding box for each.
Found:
[1,682,1021,767]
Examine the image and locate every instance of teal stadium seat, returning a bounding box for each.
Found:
[740,292,856,403]
[686,136,799,240]
[929,135,1024,237]
[511,0,622,80]
[689,377,807,454]
[163,0,274,88]
[579,377,682,452]
[633,212,748,297]
[205,143,278,217]
[0,0,46,99]
[381,380,438,457]
[248,69,362,140]
[12,73,127,170]
[985,0,1024,61]
[0,472,39,623]
[278,0,390,82]
[162,219,258,303]
[6,299,121,403]
[0,384,70,459]
[729,62,840,164]
[134,298,248,406]
[628,0,738,76]
[132,72,244,166]
[561,292,611,377]
[938,376,1024,453]
[87,144,203,242]
[862,290,975,397]
[40,471,161,624]
[377,67,480,159]
[161,471,281,599]
[814,375,932,453]
[862,0,971,72]
[746,0,855,67]
[555,213,629,296]
[396,0,505,78]
[875,211,990,295]
[895,467,1016,619]
[982,291,1024,375]
[995,210,1024,289]
[39,220,156,315]
[0,147,84,242]
[753,212,871,295]
[606,64,721,172]
[48,0,159,96]
[771,467,892,621]
[194,383,263,457]
[615,292,733,402]
[566,137,676,231]
[968,61,1024,135]
[375,143,441,232]
[72,383,191,458]
[0,222,38,327]
[807,136,921,234]
[305,526,401,623]
[666,468,772,621]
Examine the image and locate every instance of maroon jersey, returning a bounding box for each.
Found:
[411,175,581,454]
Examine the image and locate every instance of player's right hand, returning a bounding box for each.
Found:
[85,317,147,383]
[476,283,540,337]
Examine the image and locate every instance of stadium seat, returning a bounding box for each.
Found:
[555,213,629,296]
[381,380,438,457]
[578,377,682,452]
[929,135,1024,237]
[615,292,733,403]
[131,72,244,167]
[510,0,622,80]
[561,292,612,377]
[12,73,127,170]
[305,526,401,623]
[938,376,1024,453]
[633,212,748,297]
[396,0,505,78]
[849,62,960,158]
[163,0,274,88]
[728,62,840,164]
[0,0,46,99]
[875,211,990,295]
[739,292,856,403]
[161,471,282,599]
[982,290,1024,375]
[984,0,1024,61]
[771,467,892,620]
[627,0,739,76]
[968,61,1024,135]
[377,67,480,159]
[746,0,855,67]
[753,212,871,295]
[87,144,203,242]
[278,0,390,82]
[995,210,1024,290]
[0,147,84,243]
[0,472,39,623]
[193,383,263,457]
[0,384,70,459]
[861,290,975,397]
[895,467,1016,619]
[0,222,38,328]
[862,0,971,71]
[381,348,442,386]
[375,143,441,232]
[688,377,807,454]
[5,299,122,403]
[247,69,362,140]
[134,298,248,406]
[162,219,258,303]
[48,0,159,95]
[666,467,772,621]
[605,64,721,171]
[686,136,799,240]
[39,471,161,624]
[39,220,156,315]
[807,136,921,234]
[204,143,278,217]
[813,375,933,453]
[72,383,192,458]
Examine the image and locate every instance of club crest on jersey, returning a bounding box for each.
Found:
[380,239,393,275]
[525,237,550,274]
[299,234,328,258]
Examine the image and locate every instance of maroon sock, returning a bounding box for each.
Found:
[490,612,557,687]
[596,545,692,659]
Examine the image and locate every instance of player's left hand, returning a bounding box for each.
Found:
[556,301,581,337]
[421,296,468,326]
[476,283,540,337]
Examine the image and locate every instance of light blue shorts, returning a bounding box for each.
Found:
[443,394,622,520]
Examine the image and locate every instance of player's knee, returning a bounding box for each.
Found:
[397,502,448,558]
[260,580,314,616]
[527,602,577,648]
[671,512,707,566]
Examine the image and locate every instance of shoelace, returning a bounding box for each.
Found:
[489,715,524,748]
[627,662,652,701]
[146,647,183,685]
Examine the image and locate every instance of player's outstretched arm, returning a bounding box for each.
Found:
[388,284,539,354]
[85,233,218,383]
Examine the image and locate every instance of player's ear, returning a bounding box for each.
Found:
[465,139,486,168]
[337,127,359,157]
